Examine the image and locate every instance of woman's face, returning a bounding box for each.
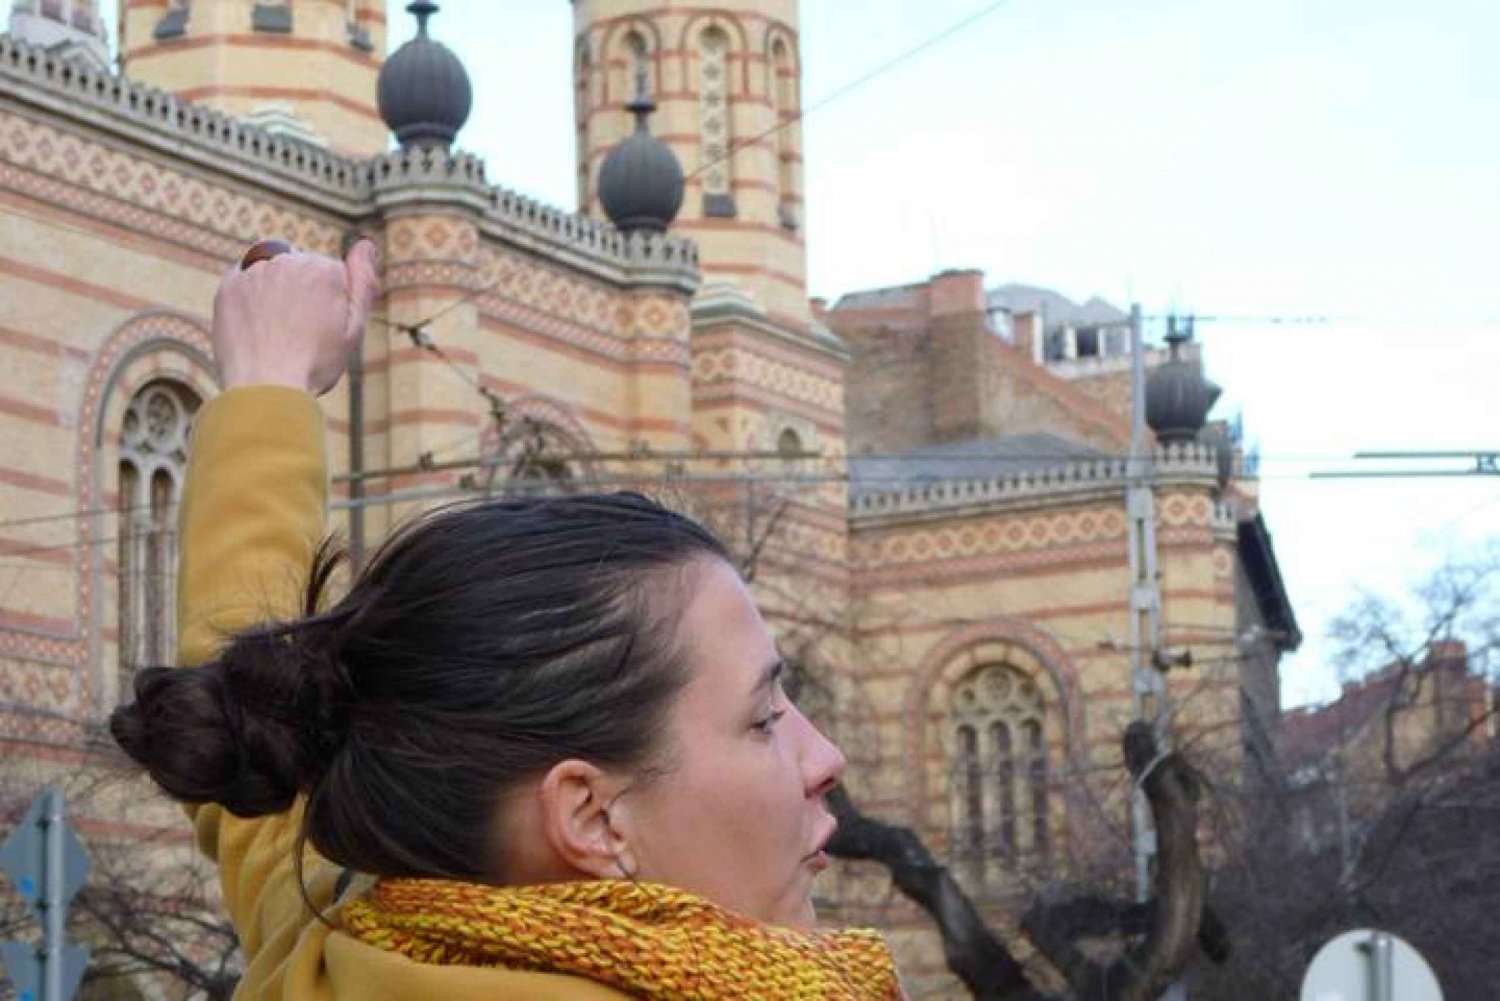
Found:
[620,557,846,927]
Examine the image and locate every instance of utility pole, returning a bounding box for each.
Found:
[1126,304,1169,899]
[1128,307,1189,1001]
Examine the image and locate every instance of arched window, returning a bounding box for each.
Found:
[118,381,200,689]
[776,427,803,459]
[769,37,798,228]
[576,37,594,209]
[697,26,735,217]
[949,663,1049,881]
[624,29,650,102]
[481,417,584,497]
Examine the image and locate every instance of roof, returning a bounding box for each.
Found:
[830,283,926,312]
[988,284,1129,331]
[1237,513,1302,652]
[1277,642,1476,776]
[848,432,1107,498]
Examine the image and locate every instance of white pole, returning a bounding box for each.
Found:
[1126,303,1156,902]
[42,788,63,1001]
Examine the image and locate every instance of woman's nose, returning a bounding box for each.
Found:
[800,710,846,798]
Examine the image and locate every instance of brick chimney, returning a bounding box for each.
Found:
[927,269,993,442]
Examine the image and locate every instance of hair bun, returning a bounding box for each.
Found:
[110,627,352,818]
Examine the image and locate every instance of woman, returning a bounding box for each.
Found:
[110,242,902,1000]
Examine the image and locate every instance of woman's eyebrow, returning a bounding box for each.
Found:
[749,658,786,698]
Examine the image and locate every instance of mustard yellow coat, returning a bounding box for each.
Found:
[178,386,632,1000]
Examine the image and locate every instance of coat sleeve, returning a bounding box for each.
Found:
[175,384,344,963]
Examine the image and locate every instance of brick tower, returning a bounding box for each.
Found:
[574,2,852,708]
[572,0,809,327]
[119,0,388,155]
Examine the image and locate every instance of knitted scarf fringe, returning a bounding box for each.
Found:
[341,878,901,1000]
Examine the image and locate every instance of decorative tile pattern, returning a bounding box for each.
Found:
[853,508,1129,572]
[691,344,842,414]
[0,110,344,257]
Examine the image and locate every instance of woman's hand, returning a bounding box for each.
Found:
[212,240,380,396]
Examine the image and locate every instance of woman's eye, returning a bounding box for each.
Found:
[753,709,789,734]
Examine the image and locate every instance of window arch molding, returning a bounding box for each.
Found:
[904,620,1084,831]
[598,17,664,106]
[675,11,749,93]
[77,311,216,714]
[477,396,597,496]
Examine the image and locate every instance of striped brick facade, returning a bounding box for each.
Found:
[0,7,1294,998]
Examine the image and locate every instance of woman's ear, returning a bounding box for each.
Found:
[537,759,637,880]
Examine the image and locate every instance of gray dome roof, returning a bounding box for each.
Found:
[377,2,472,149]
[1146,328,1221,443]
[598,99,684,233]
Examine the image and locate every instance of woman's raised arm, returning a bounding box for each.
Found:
[163,241,378,962]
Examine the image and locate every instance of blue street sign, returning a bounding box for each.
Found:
[1,792,91,920]
[0,941,88,1001]
[0,788,93,1001]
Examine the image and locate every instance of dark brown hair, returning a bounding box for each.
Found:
[110,492,729,882]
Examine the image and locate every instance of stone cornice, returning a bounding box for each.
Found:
[850,443,1230,526]
[691,282,850,364]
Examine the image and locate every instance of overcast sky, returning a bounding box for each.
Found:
[122,1,1500,705]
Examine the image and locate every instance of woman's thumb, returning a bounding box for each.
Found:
[343,239,381,340]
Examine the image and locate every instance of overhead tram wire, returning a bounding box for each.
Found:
[684,0,1016,182]
[1311,449,1499,480]
[0,442,1492,536]
[358,0,1020,419]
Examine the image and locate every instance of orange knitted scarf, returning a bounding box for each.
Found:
[341,878,902,1000]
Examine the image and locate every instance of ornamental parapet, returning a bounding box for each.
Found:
[0,35,699,293]
[0,35,365,206]
[849,441,1224,522]
[483,182,697,291]
[367,145,698,292]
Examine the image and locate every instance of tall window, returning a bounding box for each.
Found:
[955,724,983,870]
[697,26,735,217]
[118,381,199,687]
[624,29,650,102]
[576,37,593,208]
[949,663,1049,882]
[769,37,797,227]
